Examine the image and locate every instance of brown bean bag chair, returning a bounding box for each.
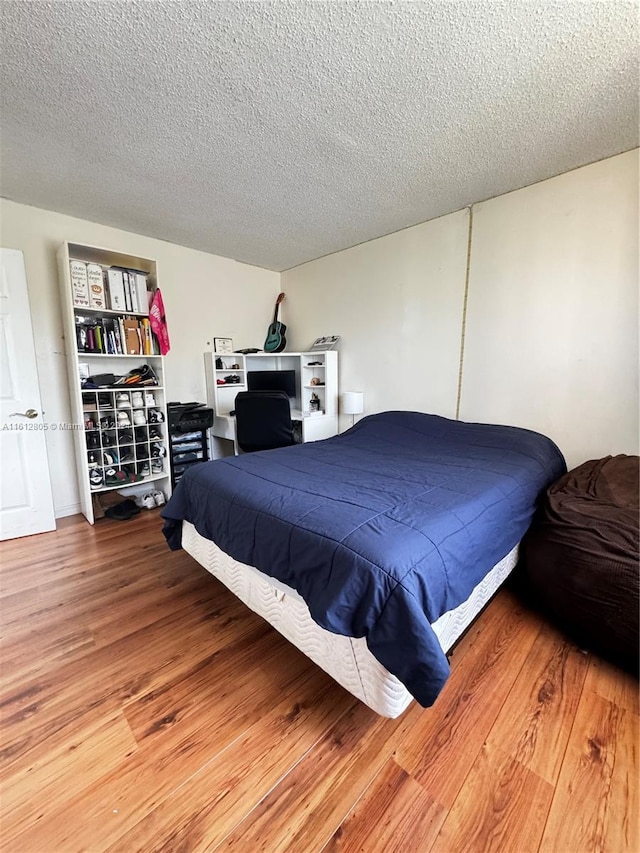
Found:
[521,454,639,672]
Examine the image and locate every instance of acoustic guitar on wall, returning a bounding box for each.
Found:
[263,292,287,353]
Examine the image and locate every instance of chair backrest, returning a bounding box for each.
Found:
[234,390,296,453]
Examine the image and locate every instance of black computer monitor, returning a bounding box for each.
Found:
[247,369,297,398]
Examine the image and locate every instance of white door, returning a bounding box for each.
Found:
[0,249,55,540]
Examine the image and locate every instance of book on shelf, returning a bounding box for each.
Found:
[75,314,159,356]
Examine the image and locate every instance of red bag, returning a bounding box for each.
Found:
[149,288,170,355]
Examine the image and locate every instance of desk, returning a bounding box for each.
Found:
[204,350,338,453]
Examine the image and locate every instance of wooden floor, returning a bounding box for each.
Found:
[1,512,637,853]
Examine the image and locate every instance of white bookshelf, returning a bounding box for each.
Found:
[57,242,172,524]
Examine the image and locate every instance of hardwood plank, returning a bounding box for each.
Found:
[430,742,554,853]
[539,691,639,853]
[394,589,541,808]
[323,758,446,853]
[584,655,639,715]
[107,680,358,853]
[0,590,256,769]
[18,670,349,853]
[485,625,589,785]
[216,698,428,852]
[1,707,138,840]
[121,621,306,744]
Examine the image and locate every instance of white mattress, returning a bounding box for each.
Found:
[182,521,519,718]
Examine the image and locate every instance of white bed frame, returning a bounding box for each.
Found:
[182,521,519,717]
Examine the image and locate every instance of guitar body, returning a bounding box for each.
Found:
[263,293,287,352]
[264,321,287,352]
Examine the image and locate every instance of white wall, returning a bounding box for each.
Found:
[0,199,279,517]
[283,150,638,470]
[282,209,470,426]
[459,150,638,469]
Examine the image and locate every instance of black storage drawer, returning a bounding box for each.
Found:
[167,403,213,488]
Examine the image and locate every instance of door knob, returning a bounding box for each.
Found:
[10,409,39,419]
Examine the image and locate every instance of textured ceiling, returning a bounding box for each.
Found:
[1,1,638,271]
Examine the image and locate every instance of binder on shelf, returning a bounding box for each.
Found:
[135,273,149,315]
[87,263,107,309]
[106,268,126,312]
[70,260,90,307]
[128,270,140,313]
[122,271,133,312]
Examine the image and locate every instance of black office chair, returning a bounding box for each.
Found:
[233,390,296,453]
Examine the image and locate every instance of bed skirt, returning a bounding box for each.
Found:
[182,521,519,718]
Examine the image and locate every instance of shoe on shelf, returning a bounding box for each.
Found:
[103,449,118,466]
[121,464,143,482]
[151,458,164,474]
[151,442,166,458]
[89,468,104,490]
[144,392,156,407]
[117,411,131,427]
[86,433,100,450]
[102,431,116,447]
[138,460,151,478]
[136,443,149,460]
[98,393,113,408]
[151,489,165,507]
[133,410,146,426]
[119,450,134,464]
[148,409,164,423]
[100,416,116,430]
[104,467,127,487]
[148,427,162,440]
[131,392,144,409]
[116,393,131,409]
[118,429,134,445]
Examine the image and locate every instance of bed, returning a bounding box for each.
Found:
[162,411,565,716]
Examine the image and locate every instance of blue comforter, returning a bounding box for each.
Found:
[162,411,565,706]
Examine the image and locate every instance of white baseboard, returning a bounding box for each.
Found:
[54,502,82,519]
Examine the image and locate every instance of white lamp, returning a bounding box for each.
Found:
[341,391,364,428]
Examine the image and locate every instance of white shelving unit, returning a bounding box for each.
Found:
[58,242,171,524]
[204,350,338,446]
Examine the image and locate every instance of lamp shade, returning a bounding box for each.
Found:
[341,391,364,415]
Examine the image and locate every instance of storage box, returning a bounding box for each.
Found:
[87,263,107,309]
[123,318,141,354]
[70,260,90,307]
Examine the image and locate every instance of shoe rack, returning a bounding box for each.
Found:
[58,241,172,524]
[83,389,167,488]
